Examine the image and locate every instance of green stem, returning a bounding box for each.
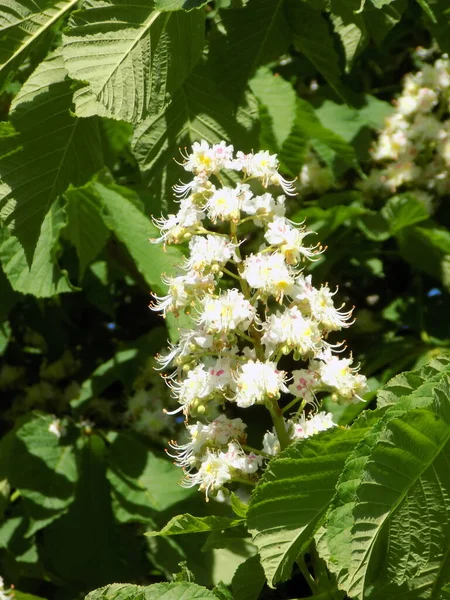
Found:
[297,553,320,594]
[231,477,256,487]
[242,444,271,458]
[221,266,241,282]
[265,399,291,451]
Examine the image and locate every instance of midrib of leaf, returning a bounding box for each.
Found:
[430,543,450,599]
[352,420,450,595]
[0,0,79,72]
[179,84,224,141]
[67,9,165,99]
[46,116,79,214]
[250,0,283,73]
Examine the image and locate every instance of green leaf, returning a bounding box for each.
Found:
[209,0,290,102]
[147,514,244,537]
[66,172,185,295]
[285,0,346,100]
[314,96,393,142]
[62,1,205,123]
[230,493,248,518]
[376,354,450,410]
[0,197,75,297]
[281,97,358,176]
[231,554,266,600]
[381,194,430,234]
[0,50,104,255]
[345,408,450,599]
[64,186,110,278]
[41,435,146,586]
[132,62,258,211]
[0,0,78,93]
[328,0,367,70]
[357,210,391,241]
[249,67,297,152]
[71,330,166,412]
[0,320,11,355]
[107,432,193,519]
[247,417,377,587]
[8,412,78,535]
[397,224,450,292]
[86,582,218,600]
[212,582,234,600]
[323,360,450,599]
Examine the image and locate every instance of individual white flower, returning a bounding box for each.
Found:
[222,441,263,474]
[197,289,256,334]
[155,327,214,370]
[235,150,296,195]
[263,411,336,456]
[206,184,252,222]
[173,174,212,199]
[183,441,262,499]
[48,418,66,439]
[184,235,240,272]
[262,430,281,456]
[261,306,322,358]
[242,252,295,299]
[165,363,212,414]
[151,272,216,316]
[152,197,205,244]
[264,216,320,263]
[204,355,235,392]
[242,192,286,224]
[307,285,354,331]
[168,414,246,469]
[288,368,320,402]
[318,355,367,400]
[232,360,289,408]
[181,140,234,176]
[290,411,336,439]
[183,448,233,498]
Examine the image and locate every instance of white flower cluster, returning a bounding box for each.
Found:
[152,141,367,499]
[361,55,450,210]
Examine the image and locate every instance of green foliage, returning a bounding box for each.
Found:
[0,0,78,93]
[63,0,205,123]
[1,0,450,598]
[86,582,219,600]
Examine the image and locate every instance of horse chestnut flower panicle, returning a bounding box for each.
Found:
[151,141,367,500]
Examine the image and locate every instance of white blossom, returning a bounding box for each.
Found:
[197,289,256,334]
[232,360,289,408]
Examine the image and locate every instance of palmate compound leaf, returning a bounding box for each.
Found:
[322,361,450,599]
[62,0,205,124]
[246,411,381,587]
[131,61,258,213]
[86,582,218,600]
[0,49,104,257]
[0,0,78,94]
